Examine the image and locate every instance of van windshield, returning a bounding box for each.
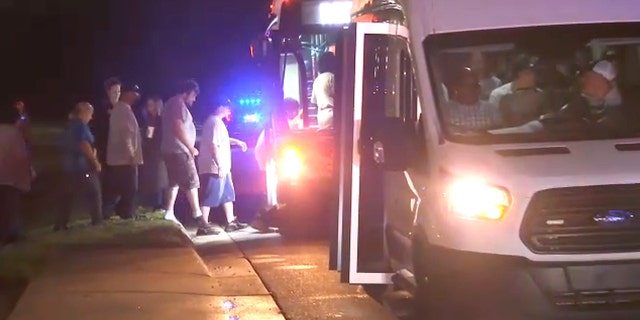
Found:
[425,22,640,144]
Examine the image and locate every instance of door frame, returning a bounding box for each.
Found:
[336,22,410,284]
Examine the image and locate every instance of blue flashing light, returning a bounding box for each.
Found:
[243,113,261,123]
[237,98,262,106]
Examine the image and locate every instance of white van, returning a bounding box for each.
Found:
[328,0,640,319]
[254,0,640,317]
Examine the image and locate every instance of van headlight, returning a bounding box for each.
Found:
[445,179,511,220]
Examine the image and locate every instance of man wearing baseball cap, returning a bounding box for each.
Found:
[103,83,143,220]
[549,59,624,126]
[197,98,249,234]
[489,54,539,107]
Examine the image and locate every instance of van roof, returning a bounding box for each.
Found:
[405,0,640,36]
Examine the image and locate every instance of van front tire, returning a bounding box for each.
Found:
[412,236,440,319]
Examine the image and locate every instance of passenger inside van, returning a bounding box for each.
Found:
[490,54,546,126]
[493,59,631,135]
[470,52,502,100]
[443,66,502,131]
[582,59,622,111]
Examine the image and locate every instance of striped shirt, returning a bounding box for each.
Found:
[444,100,502,131]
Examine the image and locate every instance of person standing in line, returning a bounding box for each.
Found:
[139,95,167,211]
[94,77,122,219]
[0,106,31,245]
[94,77,121,165]
[161,79,215,235]
[103,84,143,220]
[198,99,249,235]
[54,102,103,231]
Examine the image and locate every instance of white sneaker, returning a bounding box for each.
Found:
[164,211,179,224]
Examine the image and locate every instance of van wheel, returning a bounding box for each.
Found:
[412,238,439,319]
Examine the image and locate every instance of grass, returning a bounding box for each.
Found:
[0,123,193,319]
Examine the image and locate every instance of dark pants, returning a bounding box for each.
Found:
[103,165,138,219]
[55,172,103,228]
[0,185,22,245]
[139,191,164,210]
[99,166,113,214]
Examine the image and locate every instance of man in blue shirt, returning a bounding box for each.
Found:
[54,102,103,231]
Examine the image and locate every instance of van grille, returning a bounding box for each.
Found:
[553,289,640,308]
[520,184,640,254]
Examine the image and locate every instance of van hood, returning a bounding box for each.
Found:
[439,139,640,193]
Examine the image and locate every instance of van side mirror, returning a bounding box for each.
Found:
[373,118,419,171]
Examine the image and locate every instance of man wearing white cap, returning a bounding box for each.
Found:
[582,59,622,111]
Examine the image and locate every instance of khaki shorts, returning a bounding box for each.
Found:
[163,152,200,190]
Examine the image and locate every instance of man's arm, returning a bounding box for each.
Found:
[80,141,101,172]
[171,105,198,156]
[173,120,189,147]
[229,137,247,152]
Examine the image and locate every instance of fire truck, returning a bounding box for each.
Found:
[256,0,640,318]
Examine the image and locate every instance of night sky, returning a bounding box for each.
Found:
[0,0,269,120]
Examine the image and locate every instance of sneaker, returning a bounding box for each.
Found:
[196,226,220,236]
[250,217,270,233]
[194,215,209,228]
[164,211,179,223]
[225,220,249,232]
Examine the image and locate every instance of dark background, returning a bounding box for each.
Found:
[0,0,270,120]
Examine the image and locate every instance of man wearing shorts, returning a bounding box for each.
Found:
[198,99,249,233]
[161,79,215,235]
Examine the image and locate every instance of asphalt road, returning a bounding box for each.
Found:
[226,232,400,320]
[191,227,412,320]
[189,139,413,319]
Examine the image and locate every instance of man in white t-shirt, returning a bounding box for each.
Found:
[197,100,249,233]
[311,52,336,130]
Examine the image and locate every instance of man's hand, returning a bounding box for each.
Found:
[189,146,199,157]
[238,141,248,152]
[218,169,229,178]
[93,160,102,173]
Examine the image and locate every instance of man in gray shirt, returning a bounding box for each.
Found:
[161,79,215,235]
[103,84,143,220]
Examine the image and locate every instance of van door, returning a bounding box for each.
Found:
[331,22,411,284]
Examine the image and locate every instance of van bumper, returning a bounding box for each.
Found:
[421,244,640,320]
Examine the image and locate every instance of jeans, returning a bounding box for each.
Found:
[103,165,138,219]
[0,185,22,244]
[55,172,103,228]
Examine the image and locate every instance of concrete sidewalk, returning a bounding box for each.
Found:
[8,233,285,320]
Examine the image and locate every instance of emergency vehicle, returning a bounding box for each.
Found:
[257,0,640,318]
[252,0,352,237]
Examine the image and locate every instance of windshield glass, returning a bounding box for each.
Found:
[425,23,640,144]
